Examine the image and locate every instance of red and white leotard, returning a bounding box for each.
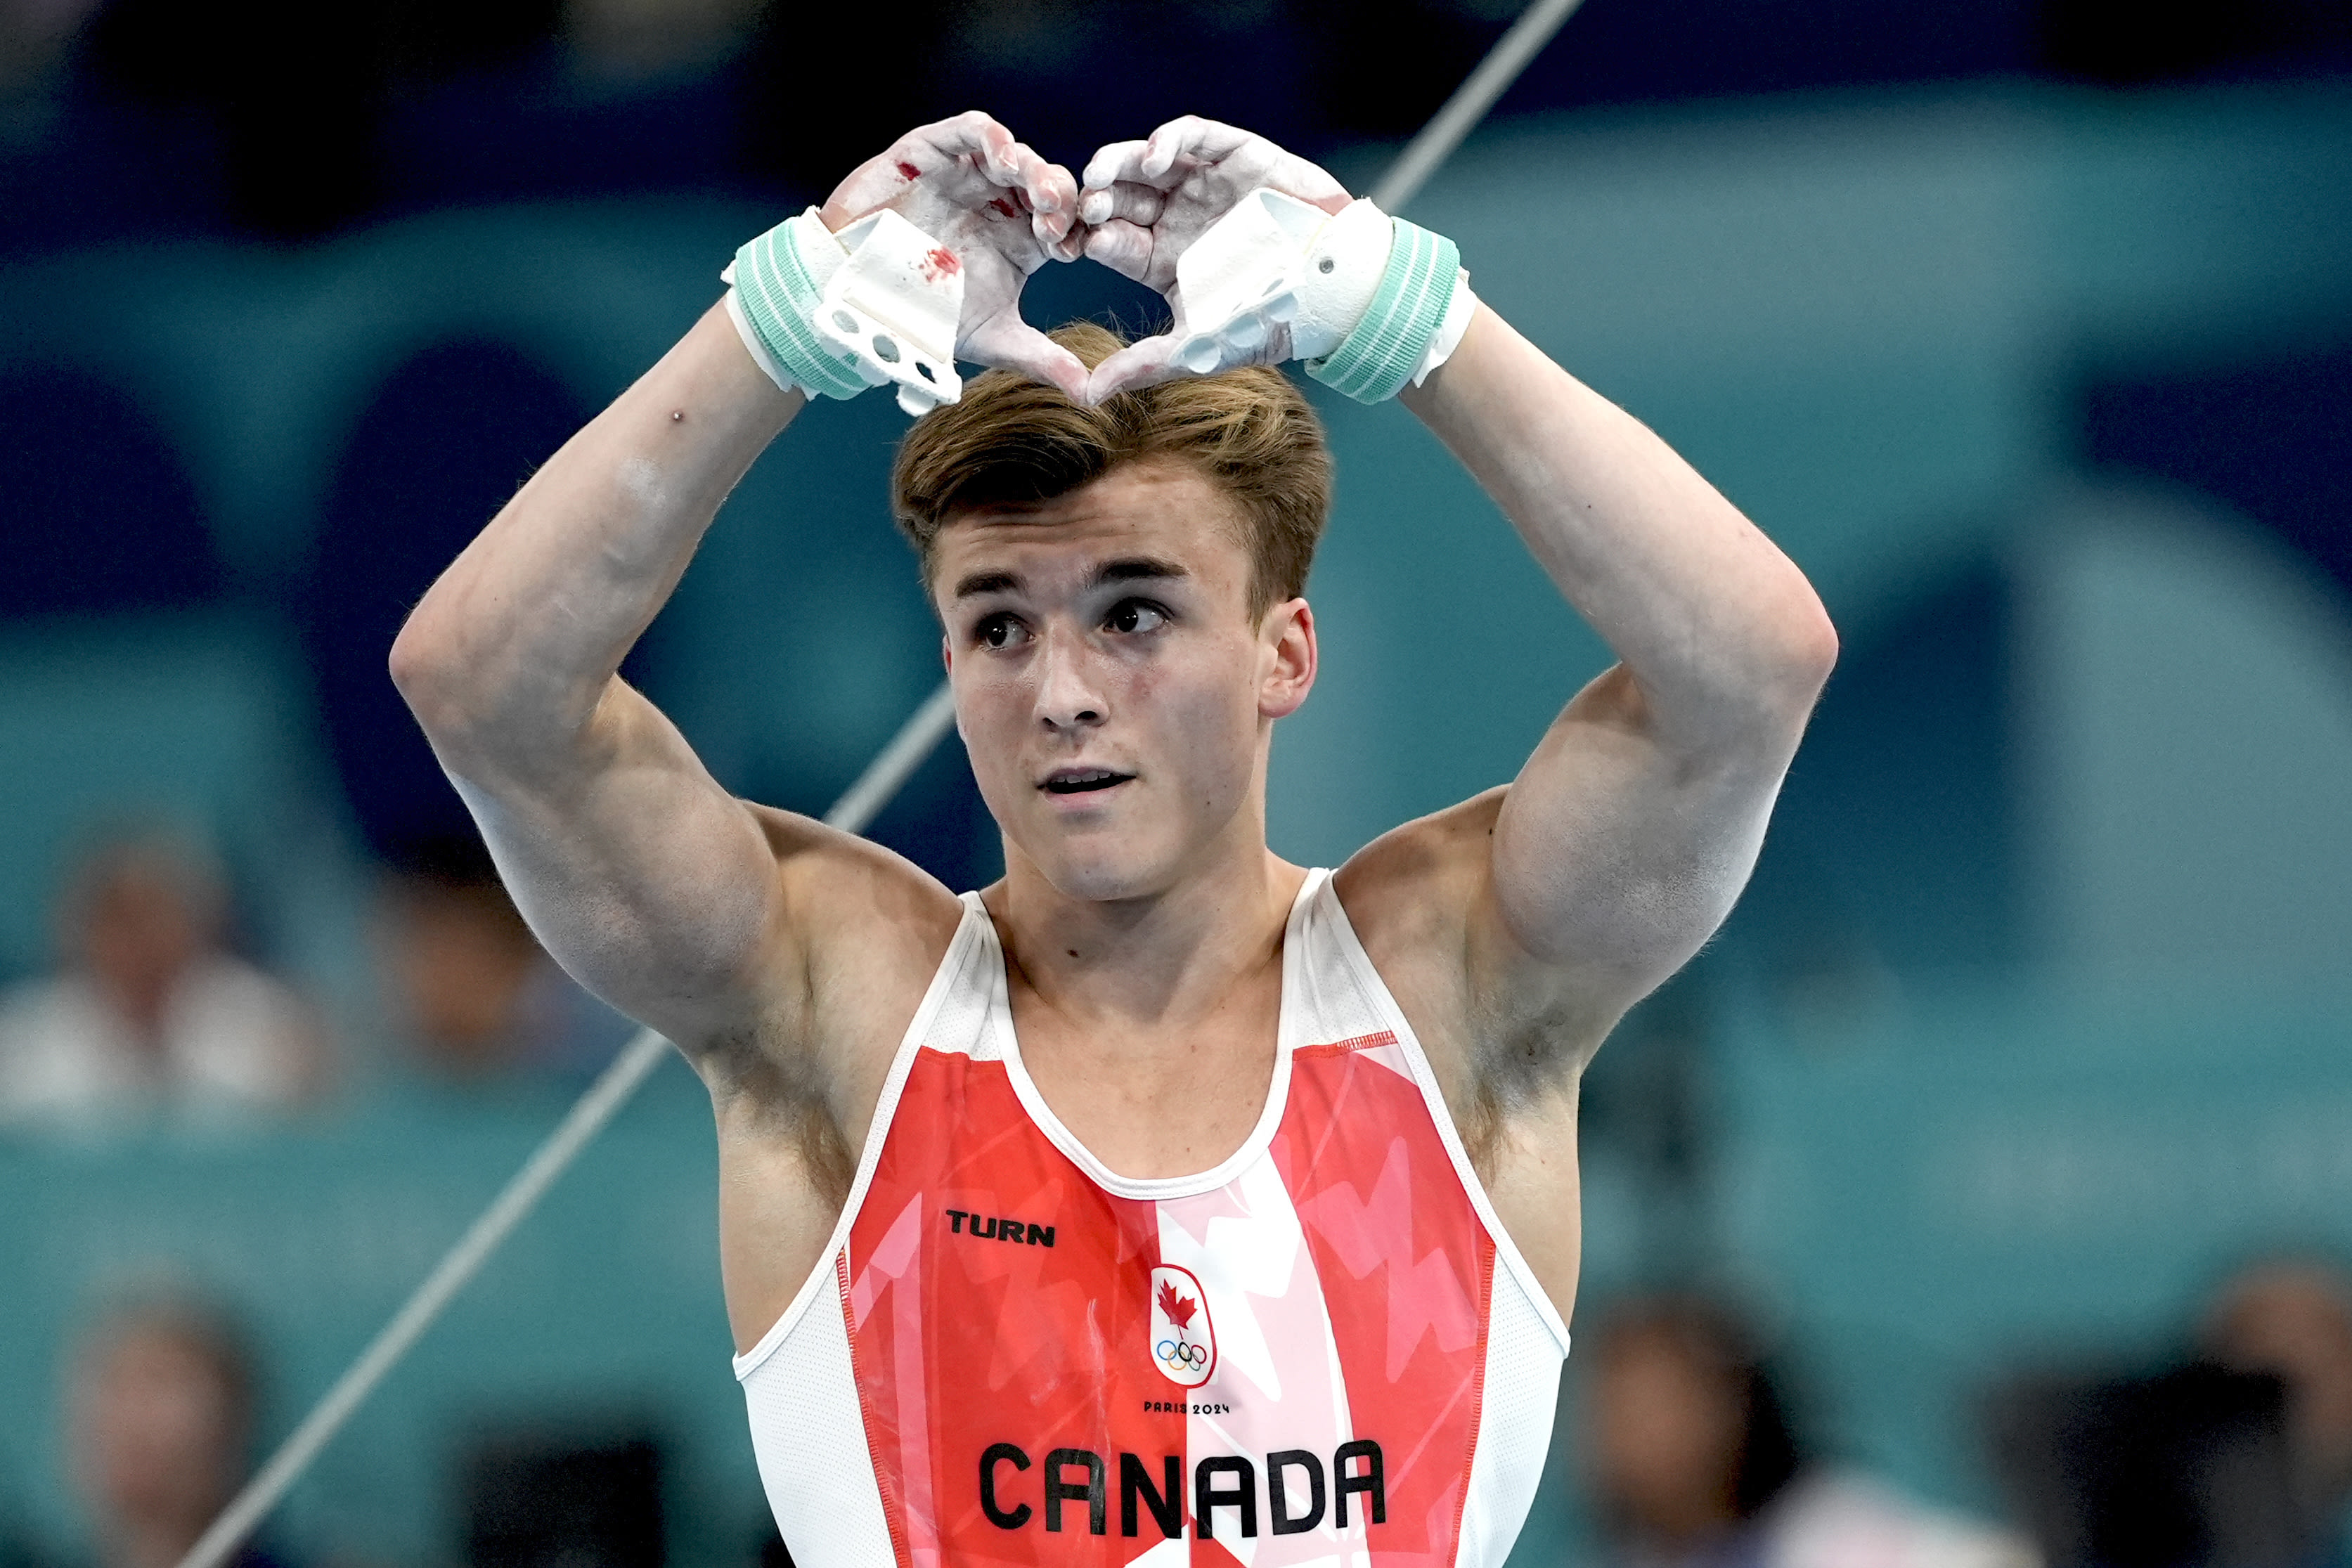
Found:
[736,869,1570,1567]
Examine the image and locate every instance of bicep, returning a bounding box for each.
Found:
[1484,663,1806,1008]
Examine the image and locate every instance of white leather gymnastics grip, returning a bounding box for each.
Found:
[1168,190,1471,399]
[812,209,964,416]
[725,207,966,415]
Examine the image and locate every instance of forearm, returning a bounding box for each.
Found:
[391,303,801,774]
[1402,306,1835,744]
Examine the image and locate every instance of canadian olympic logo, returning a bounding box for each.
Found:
[1147,1264,1216,1388]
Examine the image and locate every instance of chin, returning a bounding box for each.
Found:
[1013,823,1182,905]
[1038,849,1172,905]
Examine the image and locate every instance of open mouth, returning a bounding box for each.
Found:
[1040,768,1134,796]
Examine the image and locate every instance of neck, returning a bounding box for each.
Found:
[989,836,1306,1035]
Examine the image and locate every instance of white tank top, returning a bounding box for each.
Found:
[735,869,1570,1567]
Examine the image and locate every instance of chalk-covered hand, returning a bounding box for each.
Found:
[819,112,1088,401]
[1078,117,1353,401]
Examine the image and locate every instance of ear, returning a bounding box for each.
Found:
[1257,597,1317,720]
[940,636,969,744]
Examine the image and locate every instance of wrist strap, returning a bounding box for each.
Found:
[727,208,967,414]
[726,211,874,402]
[1307,217,1463,404]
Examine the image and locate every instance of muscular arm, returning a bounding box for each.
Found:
[1393,304,1837,1066]
[391,114,1081,1068]
[1067,115,1834,1084]
[390,308,833,1051]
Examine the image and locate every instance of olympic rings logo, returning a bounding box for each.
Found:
[1156,1339,1210,1370]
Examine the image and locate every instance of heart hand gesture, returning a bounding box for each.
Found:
[1075,117,1354,401]
[818,111,1091,401]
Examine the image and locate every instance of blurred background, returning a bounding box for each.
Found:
[1,0,2349,1563]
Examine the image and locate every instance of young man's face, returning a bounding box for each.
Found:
[932,458,1315,904]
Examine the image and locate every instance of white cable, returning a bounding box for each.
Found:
[178,6,1582,1562]
[174,1029,673,1568]
[820,680,959,835]
[174,687,956,1568]
[1369,0,1590,215]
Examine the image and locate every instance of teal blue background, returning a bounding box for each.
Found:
[3,77,2351,1565]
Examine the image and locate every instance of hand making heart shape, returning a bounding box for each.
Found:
[813,112,1359,409]
[1075,116,1354,401]
[817,110,1092,402]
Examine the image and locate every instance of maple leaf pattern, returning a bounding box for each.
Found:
[1156,1279,1198,1331]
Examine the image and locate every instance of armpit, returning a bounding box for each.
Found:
[706,1025,858,1209]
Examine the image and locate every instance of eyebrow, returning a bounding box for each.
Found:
[951,569,1021,600]
[949,557,1190,601]
[1094,557,1188,588]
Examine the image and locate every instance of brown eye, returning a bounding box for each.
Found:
[1106,600,1167,635]
[977,614,1026,649]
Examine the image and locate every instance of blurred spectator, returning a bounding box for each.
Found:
[1585,1294,2034,1568]
[374,835,633,1092]
[66,1295,284,1568]
[0,828,323,1132]
[2203,1255,2352,1557]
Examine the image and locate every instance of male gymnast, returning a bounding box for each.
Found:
[392,112,1835,1567]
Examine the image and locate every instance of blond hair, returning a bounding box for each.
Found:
[891,323,1332,617]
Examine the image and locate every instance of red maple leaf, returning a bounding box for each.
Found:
[1156,1280,1198,1330]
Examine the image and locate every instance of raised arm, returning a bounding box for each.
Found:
[1070,114,1835,1081]
[389,113,1082,1061]
[1400,306,1837,1028]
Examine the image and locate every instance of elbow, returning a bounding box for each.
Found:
[1784,590,1839,695]
[388,610,467,736]
[387,618,428,699]
[1739,586,1837,733]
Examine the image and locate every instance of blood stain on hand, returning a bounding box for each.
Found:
[896,162,921,180]
[988,197,1019,219]
[922,247,959,281]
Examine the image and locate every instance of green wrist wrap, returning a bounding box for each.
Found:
[730,216,872,402]
[1306,217,1462,405]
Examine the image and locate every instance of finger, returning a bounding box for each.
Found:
[885,110,1015,183]
[1080,137,1196,194]
[1082,139,1152,192]
[1078,181,1165,229]
[986,138,1073,217]
[917,109,1016,164]
[1036,213,1087,263]
[967,319,1091,402]
[1083,337,1188,403]
[1139,115,1255,181]
[827,112,1014,226]
[1080,218,1156,282]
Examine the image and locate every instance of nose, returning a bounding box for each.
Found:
[1033,623,1106,733]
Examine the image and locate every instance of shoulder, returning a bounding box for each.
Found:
[0,976,109,1067]
[179,955,308,1028]
[172,957,324,1104]
[747,801,968,979]
[1334,786,1506,937]
[0,976,79,1036]
[0,977,124,1121]
[1328,790,1501,1098]
[719,802,968,1112]
[1335,784,1532,1002]
[1765,1472,2038,1566]
[1333,784,1620,1097]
